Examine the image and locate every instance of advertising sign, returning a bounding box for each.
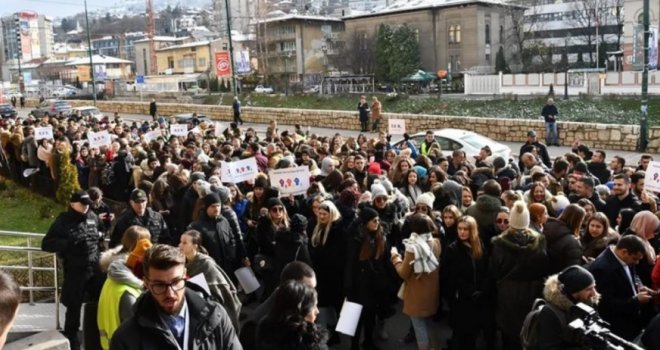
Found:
[215,51,231,77]
[235,51,251,73]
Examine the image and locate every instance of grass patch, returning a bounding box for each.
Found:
[210,93,660,125]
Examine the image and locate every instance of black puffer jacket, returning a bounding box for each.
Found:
[189,212,240,273]
[110,287,241,350]
[542,218,583,274]
[255,318,329,350]
[274,214,312,279]
[110,207,169,247]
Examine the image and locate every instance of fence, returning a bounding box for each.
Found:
[0,230,60,330]
[464,71,660,95]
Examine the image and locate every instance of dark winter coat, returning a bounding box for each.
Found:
[149,101,157,116]
[604,192,649,229]
[110,207,169,247]
[109,286,241,350]
[541,104,558,123]
[442,241,492,330]
[366,202,404,249]
[542,218,583,275]
[580,230,620,261]
[309,219,347,310]
[465,194,502,242]
[568,191,606,213]
[344,224,399,309]
[42,208,105,306]
[273,214,313,280]
[188,212,241,274]
[490,229,548,339]
[357,102,369,122]
[519,141,552,169]
[588,161,612,185]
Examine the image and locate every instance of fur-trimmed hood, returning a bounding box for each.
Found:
[543,274,600,312]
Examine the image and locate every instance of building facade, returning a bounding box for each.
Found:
[134,36,192,76]
[344,0,523,75]
[91,32,147,66]
[622,0,659,70]
[1,12,54,64]
[155,41,212,75]
[257,15,345,88]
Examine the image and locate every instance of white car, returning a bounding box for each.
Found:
[393,128,511,161]
[71,106,104,121]
[254,85,274,93]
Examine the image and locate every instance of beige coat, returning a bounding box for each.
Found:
[391,238,441,317]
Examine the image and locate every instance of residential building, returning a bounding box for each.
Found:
[62,55,133,82]
[213,0,253,36]
[343,0,524,75]
[1,11,55,81]
[155,41,211,74]
[134,36,192,76]
[622,0,660,70]
[91,32,147,65]
[256,14,345,88]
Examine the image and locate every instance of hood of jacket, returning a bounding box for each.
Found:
[543,274,600,312]
[475,194,502,212]
[107,259,143,288]
[100,245,127,272]
[543,218,574,244]
[492,229,545,252]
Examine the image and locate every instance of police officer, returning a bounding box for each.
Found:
[110,189,170,247]
[188,193,247,274]
[42,190,106,350]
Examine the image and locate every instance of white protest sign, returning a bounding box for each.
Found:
[34,126,53,141]
[335,300,363,337]
[170,124,188,137]
[644,161,660,193]
[188,273,211,295]
[144,129,162,143]
[388,118,406,135]
[233,267,260,294]
[214,122,225,138]
[268,166,311,196]
[221,157,258,183]
[87,130,112,149]
[220,162,233,183]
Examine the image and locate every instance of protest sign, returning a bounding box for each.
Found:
[644,161,660,193]
[268,166,311,196]
[388,119,406,135]
[34,126,53,141]
[221,157,258,183]
[87,130,112,148]
[170,124,188,137]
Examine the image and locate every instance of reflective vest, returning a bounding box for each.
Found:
[97,277,142,350]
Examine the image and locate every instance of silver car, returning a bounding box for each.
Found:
[393,128,511,160]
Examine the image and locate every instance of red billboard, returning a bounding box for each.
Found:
[215,51,231,77]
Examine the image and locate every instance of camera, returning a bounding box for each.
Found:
[568,303,644,350]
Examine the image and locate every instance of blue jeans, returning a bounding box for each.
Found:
[545,122,558,145]
[410,316,433,346]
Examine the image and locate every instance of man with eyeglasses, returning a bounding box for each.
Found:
[110,244,241,349]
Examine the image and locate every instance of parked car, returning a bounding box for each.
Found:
[31,99,72,117]
[71,106,104,121]
[254,85,274,93]
[0,104,17,119]
[392,128,512,160]
[174,113,212,126]
[305,85,320,93]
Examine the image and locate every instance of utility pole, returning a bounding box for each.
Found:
[638,0,650,151]
[564,36,569,100]
[84,0,97,105]
[224,0,238,96]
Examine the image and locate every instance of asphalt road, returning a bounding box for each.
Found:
[14,107,654,167]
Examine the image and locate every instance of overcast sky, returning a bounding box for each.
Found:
[3,0,129,19]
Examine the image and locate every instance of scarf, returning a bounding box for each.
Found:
[402,232,439,274]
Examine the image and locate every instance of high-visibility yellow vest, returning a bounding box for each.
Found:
[97,278,142,350]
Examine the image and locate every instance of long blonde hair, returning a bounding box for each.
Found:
[457,216,483,259]
[311,200,342,247]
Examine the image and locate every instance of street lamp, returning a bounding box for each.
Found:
[284,51,292,96]
[564,36,569,100]
[84,0,97,105]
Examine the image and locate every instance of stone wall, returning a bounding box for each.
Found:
[26,99,658,153]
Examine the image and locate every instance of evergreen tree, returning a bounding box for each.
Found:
[389,25,421,82]
[375,24,393,82]
[55,149,80,205]
[495,46,509,73]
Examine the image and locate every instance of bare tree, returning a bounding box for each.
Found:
[571,0,609,66]
[502,0,543,73]
[338,30,375,74]
[254,0,271,82]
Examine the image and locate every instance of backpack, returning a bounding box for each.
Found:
[101,163,115,186]
[520,298,566,350]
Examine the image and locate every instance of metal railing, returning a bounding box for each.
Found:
[0,230,60,330]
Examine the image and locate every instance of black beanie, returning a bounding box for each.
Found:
[267,197,284,209]
[558,265,595,295]
[359,207,379,225]
[254,177,269,189]
[204,193,222,209]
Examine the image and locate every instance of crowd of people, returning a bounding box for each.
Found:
[2,105,660,350]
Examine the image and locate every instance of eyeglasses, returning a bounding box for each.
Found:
[374,196,387,202]
[149,277,186,295]
[496,219,509,224]
[270,206,284,213]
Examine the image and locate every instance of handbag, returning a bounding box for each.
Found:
[253,253,273,274]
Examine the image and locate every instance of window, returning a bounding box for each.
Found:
[198,58,206,67]
[485,24,490,44]
[449,25,455,43]
[499,25,504,43]
[485,53,491,63]
[455,25,461,43]
[167,56,174,69]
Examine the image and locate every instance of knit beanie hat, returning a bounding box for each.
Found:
[509,201,530,230]
[267,197,284,209]
[416,192,435,209]
[414,165,428,179]
[493,156,506,170]
[371,183,388,199]
[360,207,379,224]
[367,162,382,175]
[190,171,206,183]
[204,193,222,209]
[254,176,269,189]
[558,265,595,295]
[126,238,152,270]
[551,194,570,216]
